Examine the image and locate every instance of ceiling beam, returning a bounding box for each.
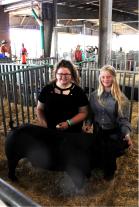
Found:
[57,5,138,22]
[57,5,98,19]
[4,2,139,30]
[126,22,138,30]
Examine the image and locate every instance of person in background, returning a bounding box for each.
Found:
[86,46,95,61]
[0,40,10,58]
[85,65,133,180]
[74,45,83,62]
[74,45,85,76]
[36,59,89,132]
[21,43,27,64]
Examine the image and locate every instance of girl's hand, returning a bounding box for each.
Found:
[83,124,92,133]
[123,134,133,149]
[56,122,69,130]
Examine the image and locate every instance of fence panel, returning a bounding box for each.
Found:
[0,64,51,135]
[0,63,138,135]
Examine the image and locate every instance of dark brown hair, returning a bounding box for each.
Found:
[53,59,80,85]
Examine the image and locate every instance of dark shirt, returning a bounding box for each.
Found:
[38,82,89,132]
[88,90,131,136]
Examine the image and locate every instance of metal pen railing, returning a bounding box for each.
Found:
[0,178,41,207]
[0,62,138,135]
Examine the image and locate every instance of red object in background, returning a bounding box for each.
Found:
[21,54,27,64]
[21,47,27,64]
[75,50,82,62]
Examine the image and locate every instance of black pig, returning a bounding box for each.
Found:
[5,124,95,189]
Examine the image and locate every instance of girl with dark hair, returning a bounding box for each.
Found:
[37,59,89,132]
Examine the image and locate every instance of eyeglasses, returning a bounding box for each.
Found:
[56,73,71,77]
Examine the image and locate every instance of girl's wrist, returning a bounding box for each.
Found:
[66,119,74,127]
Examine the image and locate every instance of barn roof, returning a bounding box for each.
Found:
[0,0,138,34]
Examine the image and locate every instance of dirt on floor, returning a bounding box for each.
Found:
[0,102,138,206]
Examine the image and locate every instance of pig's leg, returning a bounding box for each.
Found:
[7,157,19,181]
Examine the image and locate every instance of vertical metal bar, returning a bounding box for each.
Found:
[2,65,7,97]
[88,67,92,99]
[39,67,43,89]
[129,73,135,121]
[82,67,86,90]
[12,71,19,126]
[18,70,25,124]
[44,65,47,84]
[29,69,35,119]
[24,70,30,123]
[128,71,131,86]
[133,61,136,71]
[98,0,113,67]
[34,69,39,104]
[22,70,26,107]
[124,52,126,70]
[0,72,7,135]
[49,65,53,81]
[94,69,99,89]
[121,71,126,93]
[53,0,58,60]
[5,68,12,124]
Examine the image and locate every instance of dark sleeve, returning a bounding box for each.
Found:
[117,100,132,136]
[38,84,52,103]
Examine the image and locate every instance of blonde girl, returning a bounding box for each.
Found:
[85,65,132,180]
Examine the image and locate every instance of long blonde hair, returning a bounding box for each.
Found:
[97,65,128,115]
